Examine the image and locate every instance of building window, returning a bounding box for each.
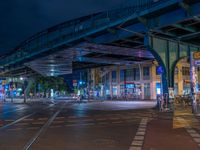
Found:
[112,71,116,82]
[156,82,161,95]
[133,68,140,80]
[106,73,109,82]
[112,86,117,96]
[182,67,190,76]
[144,83,150,99]
[102,75,106,84]
[120,70,125,82]
[120,84,125,95]
[143,66,150,80]
[126,69,133,81]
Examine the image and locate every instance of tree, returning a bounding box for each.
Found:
[35,76,69,97]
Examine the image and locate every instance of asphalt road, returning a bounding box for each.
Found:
[0,100,199,150]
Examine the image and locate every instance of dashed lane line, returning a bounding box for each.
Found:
[7,128,22,131]
[176,117,200,147]
[31,122,46,125]
[0,113,35,130]
[0,103,56,131]
[23,119,33,121]
[38,117,48,121]
[129,118,148,150]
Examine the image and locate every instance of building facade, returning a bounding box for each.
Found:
[89,58,200,100]
[90,61,162,100]
[174,58,190,96]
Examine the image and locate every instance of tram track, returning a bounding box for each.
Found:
[0,101,62,131]
[23,101,72,150]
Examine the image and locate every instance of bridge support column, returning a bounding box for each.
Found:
[23,78,34,103]
[146,35,200,98]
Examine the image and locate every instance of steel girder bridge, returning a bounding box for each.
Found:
[0,0,200,94]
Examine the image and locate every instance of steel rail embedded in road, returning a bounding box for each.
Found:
[23,102,71,150]
[0,113,36,130]
[0,102,58,130]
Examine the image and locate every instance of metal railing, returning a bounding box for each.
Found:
[0,0,174,67]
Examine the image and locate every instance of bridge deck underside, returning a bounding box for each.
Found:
[25,43,154,76]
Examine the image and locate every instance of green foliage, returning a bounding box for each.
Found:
[35,76,69,93]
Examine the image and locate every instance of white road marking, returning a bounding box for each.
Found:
[129,118,148,150]
[0,113,35,130]
[177,117,200,147]
[0,104,56,130]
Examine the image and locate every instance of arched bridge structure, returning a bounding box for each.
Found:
[1,0,200,94]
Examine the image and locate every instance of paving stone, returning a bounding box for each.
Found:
[194,138,200,143]
[134,136,144,140]
[140,122,147,125]
[129,146,142,150]
[132,140,143,146]
[139,125,147,128]
[190,133,200,138]
[186,129,196,134]
[136,131,145,136]
[138,128,146,132]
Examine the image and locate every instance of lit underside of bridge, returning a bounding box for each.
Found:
[0,0,200,89]
[24,43,154,76]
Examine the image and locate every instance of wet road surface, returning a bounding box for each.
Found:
[0,100,199,150]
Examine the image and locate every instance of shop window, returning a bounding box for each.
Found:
[112,86,117,96]
[156,82,161,95]
[120,84,124,94]
[182,67,190,76]
[144,83,150,99]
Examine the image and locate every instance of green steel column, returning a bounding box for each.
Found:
[146,35,169,95]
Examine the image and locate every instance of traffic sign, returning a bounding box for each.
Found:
[73,80,77,87]
[194,59,200,66]
[193,51,200,59]
[156,66,164,75]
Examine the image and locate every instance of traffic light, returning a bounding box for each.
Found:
[79,81,83,85]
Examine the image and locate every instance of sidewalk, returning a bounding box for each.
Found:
[143,106,200,150]
[0,98,54,104]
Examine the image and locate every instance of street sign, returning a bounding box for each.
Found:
[193,51,200,59]
[73,83,77,87]
[168,87,174,99]
[194,59,200,66]
[156,66,164,75]
[73,80,77,87]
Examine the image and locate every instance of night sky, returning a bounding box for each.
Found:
[0,0,131,55]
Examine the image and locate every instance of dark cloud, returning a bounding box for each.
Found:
[0,0,129,54]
